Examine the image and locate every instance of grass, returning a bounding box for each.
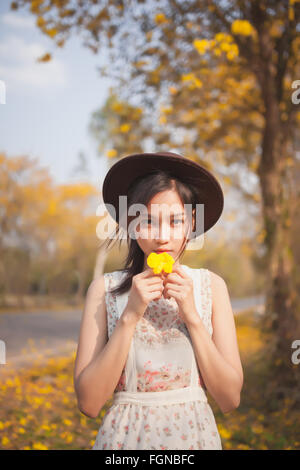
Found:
[0,308,299,450]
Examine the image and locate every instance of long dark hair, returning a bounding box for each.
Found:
[100,169,199,296]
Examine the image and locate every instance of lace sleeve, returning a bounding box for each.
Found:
[104,272,119,339]
[104,272,127,392]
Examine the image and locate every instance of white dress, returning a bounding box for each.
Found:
[92,264,222,450]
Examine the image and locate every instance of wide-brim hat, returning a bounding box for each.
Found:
[102,151,224,238]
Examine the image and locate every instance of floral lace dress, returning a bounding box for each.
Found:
[92,264,222,450]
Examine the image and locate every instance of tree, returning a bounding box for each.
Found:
[12,0,300,402]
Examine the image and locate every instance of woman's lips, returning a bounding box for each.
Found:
[155,250,171,253]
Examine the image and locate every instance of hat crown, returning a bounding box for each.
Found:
[102,150,224,237]
[153,151,186,159]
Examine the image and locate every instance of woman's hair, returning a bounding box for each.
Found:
[100,169,199,296]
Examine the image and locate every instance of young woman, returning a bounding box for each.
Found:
[74,151,244,450]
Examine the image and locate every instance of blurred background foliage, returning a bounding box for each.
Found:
[0,150,268,308]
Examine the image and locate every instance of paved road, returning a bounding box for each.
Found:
[0,295,265,372]
[0,309,82,372]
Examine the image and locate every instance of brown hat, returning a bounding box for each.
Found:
[102,151,224,238]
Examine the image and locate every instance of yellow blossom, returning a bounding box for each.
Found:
[169,86,178,95]
[63,418,72,426]
[2,436,10,446]
[231,19,255,36]
[181,73,195,81]
[147,252,175,274]
[155,13,168,24]
[120,123,131,133]
[193,38,211,54]
[213,48,222,56]
[227,48,239,61]
[237,443,251,449]
[215,32,233,43]
[32,442,48,450]
[194,78,203,88]
[218,426,232,439]
[41,424,51,431]
[33,396,44,405]
[106,149,117,158]
[160,105,173,114]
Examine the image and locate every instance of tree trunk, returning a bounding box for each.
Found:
[258,98,300,404]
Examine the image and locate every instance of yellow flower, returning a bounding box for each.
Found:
[32,442,48,450]
[194,78,203,88]
[237,443,251,449]
[218,426,232,439]
[231,19,255,36]
[181,73,194,81]
[169,86,178,95]
[63,418,72,426]
[2,436,10,446]
[193,38,210,54]
[147,252,175,274]
[41,424,51,431]
[155,13,168,24]
[215,33,233,43]
[106,149,117,158]
[120,123,131,133]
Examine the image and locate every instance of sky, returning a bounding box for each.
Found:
[0,0,110,190]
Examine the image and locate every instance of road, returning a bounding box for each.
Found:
[0,295,265,373]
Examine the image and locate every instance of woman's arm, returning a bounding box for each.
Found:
[73,276,138,419]
[185,271,244,414]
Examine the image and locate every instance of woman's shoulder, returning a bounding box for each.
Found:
[183,265,226,287]
[205,270,229,309]
[206,269,226,288]
[181,264,210,276]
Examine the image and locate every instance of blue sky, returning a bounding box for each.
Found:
[0,0,110,189]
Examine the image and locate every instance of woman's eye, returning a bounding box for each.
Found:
[140,219,153,226]
[173,219,183,225]
[140,219,183,226]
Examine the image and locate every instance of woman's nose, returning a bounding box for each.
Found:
[155,222,170,241]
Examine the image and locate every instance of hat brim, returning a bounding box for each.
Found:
[102,152,224,238]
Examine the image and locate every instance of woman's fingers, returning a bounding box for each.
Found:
[145,277,164,286]
[148,281,164,292]
[139,267,156,278]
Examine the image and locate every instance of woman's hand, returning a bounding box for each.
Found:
[163,264,200,324]
[126,268,164,321]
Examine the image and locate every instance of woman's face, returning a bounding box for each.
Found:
[134,189,194,270]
